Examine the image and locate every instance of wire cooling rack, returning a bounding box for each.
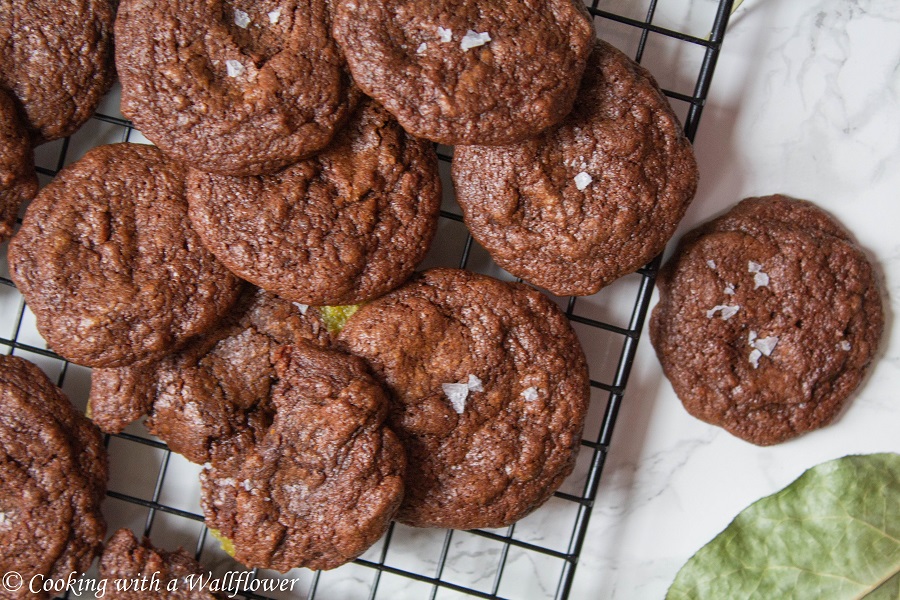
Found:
[0,1,734,598]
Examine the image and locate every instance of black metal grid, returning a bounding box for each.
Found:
[0,1,734,598]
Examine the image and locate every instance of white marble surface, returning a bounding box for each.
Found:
[571,1,900,598]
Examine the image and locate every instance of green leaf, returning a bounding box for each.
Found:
[667,454,900,600]
[317,304,361,335]
[866,569,900,600]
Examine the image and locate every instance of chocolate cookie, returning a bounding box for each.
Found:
[99,529,224,599]
[90,287,331,464]
[0,355,108,599]
[201,342,405,571]
[187,100,441,306]
[116,0,358,175]
[0,0,115,142]
[650,195,883,445]
[332,0,594,145]
[8,143,243,368]
[0,89,38,242]
[452,40,699,296]
[338,268,590,529]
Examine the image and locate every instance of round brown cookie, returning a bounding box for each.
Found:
[187,100,441,306]
[332,0,594,145]
[8,143,243,368]
[116,0,358,176]
[100,529,225,599]
[337,268,590,529]
[0,89,38,242]
[90,287,331,464]
[650,196,883,446]
[452,40,699,296]
[0,355,108,599]
[0,0,115,143]
[201,342,405,571]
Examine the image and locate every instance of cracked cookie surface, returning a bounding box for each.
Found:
[201,342,404,571]
[338,268,590,529]
[650,195,883,445]
[333,0,594,145]
[116,0,358,175]
[0,355,108,599]
[8,143,242,368]
[453,40,698,296]
[187,100,441,305]
[90,287,331,464]
[0,0,116,142]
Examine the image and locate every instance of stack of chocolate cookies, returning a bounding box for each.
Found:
[2,0,710,579]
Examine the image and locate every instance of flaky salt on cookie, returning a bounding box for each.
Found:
[201,342,405,571]
[333,0,594,145]
[338,268,590,529]
[650,195,883,445]
[453,40,698,296]
[116,0,358,175]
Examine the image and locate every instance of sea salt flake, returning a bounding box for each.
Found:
[753,335,779,356]
[748,333,779,368]
[706,304,739,320]
[521,387,539,402]
[839,340,852,351]
[466,374,483,392]
[226,60,245,78]
[184,401,203,424]
[437,26,452,42]
[417,42,427,54]
[724,284,735,295]
[0,512,8,526]
[292,302,309,315]
[268,9,281,24]
[749,349,762,369]
[234,9,251,28]
[748,261,763,273]
[241,479,253,492]
[460,30,491,51]
[707,260,716,269]
[754,271,770,289]
[574,171,593,191]
[442,383,468,414]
